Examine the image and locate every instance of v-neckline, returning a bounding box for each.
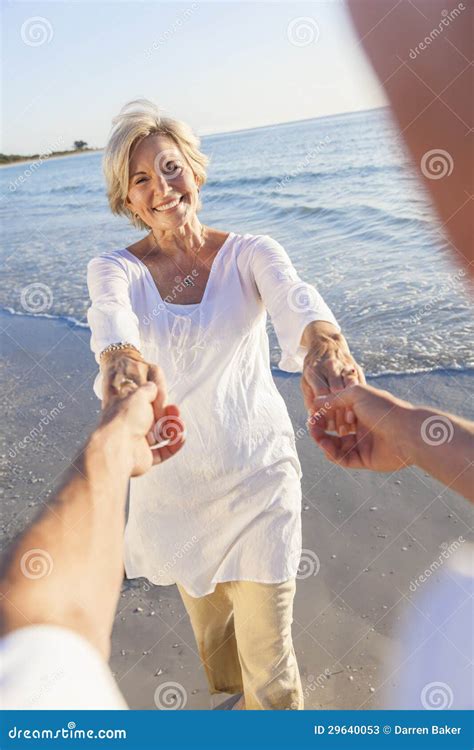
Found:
[122,232,234,308]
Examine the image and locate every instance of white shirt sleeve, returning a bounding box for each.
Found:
[250,235,340,372]
[0,625,127,710]
[87,254,141,365]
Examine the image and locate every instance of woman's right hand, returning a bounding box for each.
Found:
[101,349,152,408]
[101,350,185,466]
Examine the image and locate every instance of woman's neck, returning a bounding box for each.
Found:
[149,218,205,258]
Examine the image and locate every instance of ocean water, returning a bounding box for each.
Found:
[1,107,472,377]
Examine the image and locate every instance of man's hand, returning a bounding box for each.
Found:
[301,322,365,433]
[100,372,185,476]
[309,384,413,472]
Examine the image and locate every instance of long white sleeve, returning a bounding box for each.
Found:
[250,235,339,372]
[87,253,141,364]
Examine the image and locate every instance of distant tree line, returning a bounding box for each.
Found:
[1,141,100,165]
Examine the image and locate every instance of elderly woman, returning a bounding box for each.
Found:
[87,99,363,711]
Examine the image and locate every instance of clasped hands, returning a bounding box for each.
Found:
[100,351,185,476]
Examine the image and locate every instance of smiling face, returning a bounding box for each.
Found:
[126,134,200,231]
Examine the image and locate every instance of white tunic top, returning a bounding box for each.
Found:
[87,232,339,597]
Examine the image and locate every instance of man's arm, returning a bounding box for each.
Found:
[0,383,185,659]
[310,384,474,501]
[347,0,473,271]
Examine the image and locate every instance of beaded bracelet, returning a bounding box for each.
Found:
[99,342,142,360]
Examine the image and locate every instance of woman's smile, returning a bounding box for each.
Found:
[152,195,185,213]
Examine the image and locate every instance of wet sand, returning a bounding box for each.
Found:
[1,309,472,709]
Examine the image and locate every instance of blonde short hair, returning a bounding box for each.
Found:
[103,98,209,231]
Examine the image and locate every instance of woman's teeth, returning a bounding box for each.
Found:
[154,197,181,212]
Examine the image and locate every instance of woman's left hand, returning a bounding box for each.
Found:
[301,323,365,435]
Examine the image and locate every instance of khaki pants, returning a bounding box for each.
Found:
[177,579,304,710]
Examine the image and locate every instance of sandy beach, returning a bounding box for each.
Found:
[1,309,472,710]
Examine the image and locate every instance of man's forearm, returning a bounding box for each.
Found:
[0,423,132,657]
[401,407,474,501]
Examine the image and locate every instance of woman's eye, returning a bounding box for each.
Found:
[136,177,147,184]
[164,161,182,174]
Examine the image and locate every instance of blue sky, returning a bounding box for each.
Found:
[3,1,387,154]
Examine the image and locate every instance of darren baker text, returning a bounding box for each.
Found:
[395,725,461,735]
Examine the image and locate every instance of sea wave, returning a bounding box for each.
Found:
[0,306,89,329]
[1,307,472,382]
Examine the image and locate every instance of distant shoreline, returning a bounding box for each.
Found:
[0,148,103,169]
[2,106,390,165]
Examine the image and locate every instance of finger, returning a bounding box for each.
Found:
[110,362,148,398]
[301,376,315,412]
[342,371,359,388]
[323,360,344,392]
[147,364,167,423]
[356,365,366,386]
[151,426,185,464]
[151,405,185,461]
[335,407,346,436]
[307,404,328,441]
[303,366,330,399]
[315,433,362,469]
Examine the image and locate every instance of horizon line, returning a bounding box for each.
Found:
[3,105,389,158]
